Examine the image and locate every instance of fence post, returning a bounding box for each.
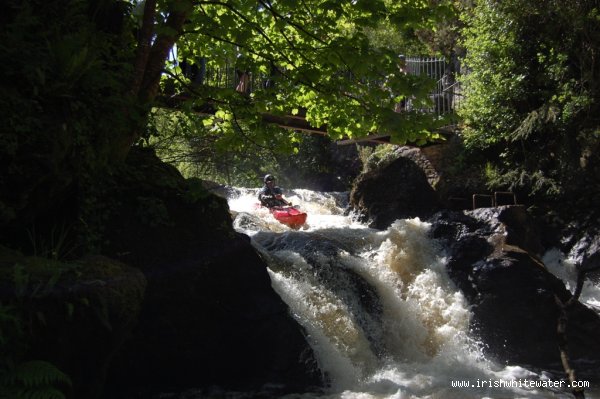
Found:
[472,194,494,209]
[494,191,517,206]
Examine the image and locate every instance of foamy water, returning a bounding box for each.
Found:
[226,189,598,399]
[544,248,600,312]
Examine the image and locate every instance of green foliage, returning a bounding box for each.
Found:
[0,360,71,399]
[0,248,87,399]
[362,18,426,56]
[458,0,600,201]
[458,0,523,148]
[0,0,136,167]
[0,280,72,399]
[164,0,452,147]
[76,172,117,254]
[146,0,460,186]
[2,0,456,233]
[26,225,78,261]
[148,108,293,186]
[0,0,141,253]
[357,144,399,173]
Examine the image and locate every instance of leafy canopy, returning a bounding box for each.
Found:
[161,0,452,145]
[458,0,600,199]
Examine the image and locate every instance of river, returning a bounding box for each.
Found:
[223,188,599,399]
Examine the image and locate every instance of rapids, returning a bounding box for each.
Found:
[225,188,597,399]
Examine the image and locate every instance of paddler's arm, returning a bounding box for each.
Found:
[274,194,292,206]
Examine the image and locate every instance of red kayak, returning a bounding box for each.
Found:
[269,206,307,229]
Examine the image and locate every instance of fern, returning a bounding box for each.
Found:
[0,360,71,399]
[510,104,559,142]
[15,387,66,399]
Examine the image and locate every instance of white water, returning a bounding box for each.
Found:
[543,249,600,313]
[226,189,597,399]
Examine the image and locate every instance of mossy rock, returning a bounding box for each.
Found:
[0,246,146,399]
[97,148,323,396]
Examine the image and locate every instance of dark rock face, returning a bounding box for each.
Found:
[101,148,322,397]
[430,206,600,371]
[0,250,146,399]
[350,152,439,229]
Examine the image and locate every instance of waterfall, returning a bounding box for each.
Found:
[226,188,595,399]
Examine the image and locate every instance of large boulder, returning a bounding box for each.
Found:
[430,206,600,372]
[350,148,439,229]
[99,147,322,397]
[0,248,146,399]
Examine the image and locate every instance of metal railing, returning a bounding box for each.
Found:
[472,192,517,209]
[177,56,463,116]
[405,56,462,117]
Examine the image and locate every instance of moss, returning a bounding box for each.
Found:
[0,245,80,292]
[0,245,146,398]
[73,255,146,329]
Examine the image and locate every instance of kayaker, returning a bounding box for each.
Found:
[258,174,292,208]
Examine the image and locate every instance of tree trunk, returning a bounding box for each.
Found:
[130,0,157,98]
[115,0,193,162]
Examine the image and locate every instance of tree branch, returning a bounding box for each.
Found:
[555,268,588,399]
[129,0,157,98]
[139,0,193,104]
[258,0,331,45]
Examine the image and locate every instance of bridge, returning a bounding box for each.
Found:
[160,56,462,145]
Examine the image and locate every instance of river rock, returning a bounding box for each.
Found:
[350,149,439,229]
[100,148,322,397]
[0,249,146,399]
[429,206,600,373]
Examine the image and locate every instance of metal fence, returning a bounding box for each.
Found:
[178,56,463,116]
[180,58,268,94]
[405,56,462,117]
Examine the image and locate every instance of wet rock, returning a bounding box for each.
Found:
[569,232,600,273]
[495,205,545,257]
[233,211,264,231]
[350,153,439,229]
[199,178,241,199]
[430,206,600,372]
[253,230,385,358]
